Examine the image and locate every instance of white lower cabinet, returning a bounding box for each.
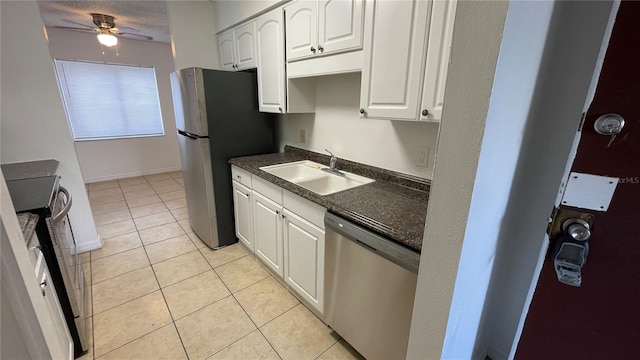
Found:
[283,209,324,314]
[252,190,284,277]
[35,252,73,359]
[232,180,254,252]
[230,166,326,316]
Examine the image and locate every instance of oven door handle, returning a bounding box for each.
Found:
[52,186,72,224]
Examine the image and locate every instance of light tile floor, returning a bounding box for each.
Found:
[81,172,363,360]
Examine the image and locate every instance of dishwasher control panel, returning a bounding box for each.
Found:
[325,212,421,273]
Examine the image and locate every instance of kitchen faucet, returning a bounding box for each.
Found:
[323,149,344,176]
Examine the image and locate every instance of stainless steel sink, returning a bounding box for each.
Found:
[259,160,374,196]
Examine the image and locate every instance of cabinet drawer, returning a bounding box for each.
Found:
[252,176,283,204]
[231,165,252,188]
[283,190,326,229]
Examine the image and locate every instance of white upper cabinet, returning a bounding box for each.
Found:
[318,0,364,55]
[286,0,364,62]
[286,1,318,61]
[217,21,257,71]
[217,29,236,71]
[234,21,257,70]
[256,8,287,114]
[360,0,456,122]
[359,0,431,120]
[420,0,457,122]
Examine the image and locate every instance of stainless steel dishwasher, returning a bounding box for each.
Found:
[324,212,421,360]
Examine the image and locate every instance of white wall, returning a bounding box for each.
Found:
[406,2,508,359]
[0,0,100,252]
[45,28,181,182]
[212,0,282,33]
[474,2,614,358]
[280,73,439,178]
[167,1,220,71]
[407,1,615,359]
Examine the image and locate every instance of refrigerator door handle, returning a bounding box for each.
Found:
[178,130,200,140]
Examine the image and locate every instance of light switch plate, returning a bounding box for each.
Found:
[561,172,618,211]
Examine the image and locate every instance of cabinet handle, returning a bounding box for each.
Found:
[237,175,241,180]
[245,193,250,197]
[422,109,429,116]
[359,108,366,114]
[276,210,280,215]
[282,214,286,219]
[310,46,316,53]
[318,45,324,52]
[279,106,283,113]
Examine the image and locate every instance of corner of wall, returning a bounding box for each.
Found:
[167,1,220,70]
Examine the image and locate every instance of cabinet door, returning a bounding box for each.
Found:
[318,0,364,55]
[283,209,325,315]
[420,0,457,122]
[234,21,257,70]
[36,254,74,359]
[217,29,236,71]
[256,8,286,114]
[359,0,431,120]
[253,191,284,277]
[232,181,254,252]
[285,0,318,61]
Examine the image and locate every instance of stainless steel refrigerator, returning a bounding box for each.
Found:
[171,67,275,248]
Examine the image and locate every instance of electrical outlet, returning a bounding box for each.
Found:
[416,146,429,167]
[299,129,306,144]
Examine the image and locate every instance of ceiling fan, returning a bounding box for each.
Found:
[56,13,153,48]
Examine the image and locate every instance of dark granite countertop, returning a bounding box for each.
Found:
[229,147,429,252]
[1,159,59,181]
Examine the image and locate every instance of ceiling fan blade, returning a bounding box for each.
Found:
[53,26,98,33]
[117,32,153,41]
[61,19,95,29]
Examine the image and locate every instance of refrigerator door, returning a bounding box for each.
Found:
[172,68,209,136]
[177,132,218,247]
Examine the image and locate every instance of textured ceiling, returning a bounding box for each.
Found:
[37,0,171,43]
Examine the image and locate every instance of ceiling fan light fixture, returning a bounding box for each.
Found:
[97,33,118,47]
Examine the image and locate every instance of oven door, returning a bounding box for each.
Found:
[49,186,87,353]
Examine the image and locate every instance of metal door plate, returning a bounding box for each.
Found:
[561,172,618,211]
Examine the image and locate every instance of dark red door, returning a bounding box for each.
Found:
[516,2,640,358]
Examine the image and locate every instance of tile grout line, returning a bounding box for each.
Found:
[231,285,286,360]
[141,175,192,358]
[199,252,279,360]
[133,196,192,360]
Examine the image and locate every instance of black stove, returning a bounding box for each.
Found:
[6,176,59,213]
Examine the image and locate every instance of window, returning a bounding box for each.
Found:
[54,60,164,141]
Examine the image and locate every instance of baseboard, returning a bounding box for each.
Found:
[76,235,102,253]
[84,166,183,183]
